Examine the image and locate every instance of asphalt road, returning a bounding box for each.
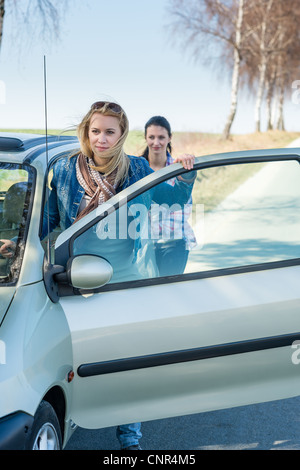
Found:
[65,395,300,450]
[66,140,300,451]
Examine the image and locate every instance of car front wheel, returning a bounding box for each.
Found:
[25,400,62,450]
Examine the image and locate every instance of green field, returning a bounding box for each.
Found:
[1,128,299,157]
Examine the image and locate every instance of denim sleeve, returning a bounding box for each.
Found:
[152,171,196,207]
[41,173,61,240]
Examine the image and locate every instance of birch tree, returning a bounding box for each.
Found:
[222,0,244,139]
[167,0,247,139]
[272,1,300,130]
[168,0,300,135]
[241,0,300,131]
[253,0,274,132]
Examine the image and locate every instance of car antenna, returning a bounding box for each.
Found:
[42,56,65,303]
[43,55,51,263]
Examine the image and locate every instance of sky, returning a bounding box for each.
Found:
[0,0,299,134]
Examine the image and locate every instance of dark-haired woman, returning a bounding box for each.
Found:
[141,116,197,276]
[142,115,194,171]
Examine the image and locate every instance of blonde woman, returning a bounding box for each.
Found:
[42,101,195,450]
[42,101,195,236]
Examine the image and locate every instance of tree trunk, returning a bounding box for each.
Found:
[271,89,278,130]
[222,0,244,140]
[222,46,241,139]
[276,78,285,130]
[265,79,273,130]
[254,0,273,132]
[254,55,267,132]
[265,68,277,130]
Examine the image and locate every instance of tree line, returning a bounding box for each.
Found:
[167,0,300,138]
[1,1,299,139]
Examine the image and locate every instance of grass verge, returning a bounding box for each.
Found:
[1,129,299,156]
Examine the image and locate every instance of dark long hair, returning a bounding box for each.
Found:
[141,115,172,161]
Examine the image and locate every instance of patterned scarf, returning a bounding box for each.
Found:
[75,153,117,222]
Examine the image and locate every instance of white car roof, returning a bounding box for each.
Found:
[0,132,79,166]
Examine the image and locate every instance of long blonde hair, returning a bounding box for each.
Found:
[76,102,130,185]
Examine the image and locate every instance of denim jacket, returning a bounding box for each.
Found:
[42,154,194,239]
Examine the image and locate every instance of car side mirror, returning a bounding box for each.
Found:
[66,255,113,290]
[44,255,113,303]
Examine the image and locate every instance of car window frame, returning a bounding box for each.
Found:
[0,161,36,286]
[53,151,300,297]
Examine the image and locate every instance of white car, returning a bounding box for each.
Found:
[0,132,300,449]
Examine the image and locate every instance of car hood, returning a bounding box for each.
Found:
[0,286,15,325]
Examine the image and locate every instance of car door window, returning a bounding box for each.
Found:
[72,176,193,283]
[69,158,300,287]
[0,163,34,281]
[188,160,300,272]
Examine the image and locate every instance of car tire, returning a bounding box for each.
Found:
[25,400,62,450]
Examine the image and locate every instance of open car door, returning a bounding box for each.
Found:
[52,149,300,429]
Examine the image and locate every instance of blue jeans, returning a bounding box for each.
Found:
[116,423,142,449]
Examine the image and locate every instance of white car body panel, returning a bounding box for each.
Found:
[60,265,300,428]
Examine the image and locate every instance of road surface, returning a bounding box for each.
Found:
[65,395,300,450]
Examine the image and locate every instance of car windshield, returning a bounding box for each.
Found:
[0,162,34,284]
